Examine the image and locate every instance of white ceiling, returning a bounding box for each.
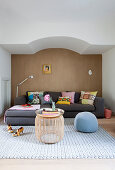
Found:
[0,0,115,54]
[1,37,114,54]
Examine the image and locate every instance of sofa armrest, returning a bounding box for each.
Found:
[14,95,27,105]
[94,97,104,116]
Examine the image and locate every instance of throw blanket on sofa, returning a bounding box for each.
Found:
[8,105,40,111]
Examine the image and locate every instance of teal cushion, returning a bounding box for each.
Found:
[28,94,33,101]
[74,112,98,133]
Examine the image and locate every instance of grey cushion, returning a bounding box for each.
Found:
[5,110,36,117]
[5,104,52,117]
[55,103,95,112]
[44,91,62,102]
[5,117,35,126]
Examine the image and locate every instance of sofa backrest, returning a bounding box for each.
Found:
[74,92,81,103]
[44,91,81,103]
[25,91,81,103]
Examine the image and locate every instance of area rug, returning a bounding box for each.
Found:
[0,118,115,159]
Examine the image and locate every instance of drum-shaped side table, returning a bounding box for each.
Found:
[35,108,64,144]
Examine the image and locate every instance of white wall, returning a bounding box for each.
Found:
[102,47,115,112]
[0,46,11,116]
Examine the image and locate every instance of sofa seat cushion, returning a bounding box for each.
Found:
[6,104,52,117]
[5,110,36,117]
[55,103,95,112]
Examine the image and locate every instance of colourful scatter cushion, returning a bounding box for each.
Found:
[22,104,32,108]
[80,91,97,105]
[44,94,50,101]
[27,91,43,104]
[56,97,71,105]
[58,97,71,102]
[81,99,94,105]
[62,92,75,104]
[80,91,97,99]
[40,94,52,105]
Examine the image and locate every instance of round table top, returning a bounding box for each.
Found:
[35,108,64,118]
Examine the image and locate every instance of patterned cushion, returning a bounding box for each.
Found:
[44,94,50,101]
[80,91,97,105]
[56,97,71,105]
[80,91,97,99]
[62,92,75,104]
[27,91,43,104]
[43,91,62,102]
[40,95,52,105]
[82,99,94,105]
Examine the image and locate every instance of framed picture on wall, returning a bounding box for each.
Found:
[42,64,51,74]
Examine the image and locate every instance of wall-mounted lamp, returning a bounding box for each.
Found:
[88,70,92,76]
[16,75,34,97]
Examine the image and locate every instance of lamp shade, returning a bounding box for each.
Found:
[29,75,34,79]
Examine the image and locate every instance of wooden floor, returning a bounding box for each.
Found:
[0,116,115,170]
[98,116,115,137]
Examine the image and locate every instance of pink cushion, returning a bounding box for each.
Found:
[62,92,75,104]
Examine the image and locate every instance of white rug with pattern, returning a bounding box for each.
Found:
[0,118,115,159]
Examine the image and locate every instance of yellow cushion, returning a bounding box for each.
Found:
[80,91,98,105]
[80,91,97,99]
[56,101,70,105]
[90,91,98,96]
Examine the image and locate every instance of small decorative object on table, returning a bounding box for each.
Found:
[52,101,55,111]
[35,108,64,144]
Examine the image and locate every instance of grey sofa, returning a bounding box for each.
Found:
[5,91,104,125]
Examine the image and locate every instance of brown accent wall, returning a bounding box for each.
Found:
[11,48,102,103]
